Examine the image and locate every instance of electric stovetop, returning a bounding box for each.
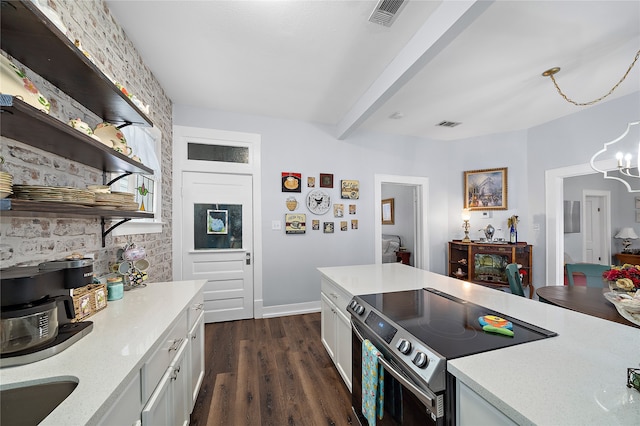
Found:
[357,287,557,360]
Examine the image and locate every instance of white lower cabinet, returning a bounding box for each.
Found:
[99,291,205,425]
[320,278,353,391]
[456,380,516,426]
[97,370,142,426]
[189,311,205,410]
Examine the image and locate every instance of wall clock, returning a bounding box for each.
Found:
[306,189,331,215]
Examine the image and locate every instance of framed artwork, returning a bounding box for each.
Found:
[635,196,640,209]
[636,210,640,223]
[382,198,394,225]
[341,180,360,199]
[307,177,315,187]
[340,221,348,231]
[333,204,344,217]
[207,209,228,234]
[323,222,334,233]
[464,167,508,210]
[285,213,306,234]
[282,172,302,192]
[94,288,107,309]
[351,219,358,229]
[320,173,333,188]
[349,204,356,214]
[312,219,320,230]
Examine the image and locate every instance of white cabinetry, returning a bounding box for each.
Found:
[456,380,516,426]
[98,290,205,425]
[320,277,353,391]
[97,370,142,426]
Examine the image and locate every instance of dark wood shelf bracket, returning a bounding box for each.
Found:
[105,171,133,187]
[102,217,132,247]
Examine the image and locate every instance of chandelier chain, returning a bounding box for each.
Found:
[547,49,640,106]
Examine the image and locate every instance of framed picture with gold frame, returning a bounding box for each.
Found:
[382,198,394,225]
[464,167,508,210]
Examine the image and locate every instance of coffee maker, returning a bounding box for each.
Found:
[1,259,94,367]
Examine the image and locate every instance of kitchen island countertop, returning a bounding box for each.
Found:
[318,263,640,425]
[0,279,205,425]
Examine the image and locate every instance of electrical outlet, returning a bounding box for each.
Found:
[272,220,282,231]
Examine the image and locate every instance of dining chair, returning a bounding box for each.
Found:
[505,263,525,297]
[564,263,609,288]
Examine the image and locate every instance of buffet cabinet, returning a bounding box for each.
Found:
[448,241,534,298]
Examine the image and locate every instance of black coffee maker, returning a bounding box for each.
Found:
[0,259,95,367]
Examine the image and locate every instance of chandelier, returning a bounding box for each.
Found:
[541,49,640,106]
[590,121,640,192]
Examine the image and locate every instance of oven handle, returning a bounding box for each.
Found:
[351,320,435,409]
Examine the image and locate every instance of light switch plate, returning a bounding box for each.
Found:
[272,220,282,230]
[482,212,492,218]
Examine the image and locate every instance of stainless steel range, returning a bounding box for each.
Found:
[348,288,557,425]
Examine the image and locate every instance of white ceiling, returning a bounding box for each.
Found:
[106,0,640,141]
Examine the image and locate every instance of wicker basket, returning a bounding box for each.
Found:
[72,284,107,322]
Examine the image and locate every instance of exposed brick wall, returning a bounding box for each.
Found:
[0,0,173,283]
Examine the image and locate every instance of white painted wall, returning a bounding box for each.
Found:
[174,91,640,308]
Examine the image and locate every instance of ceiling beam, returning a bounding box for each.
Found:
[336,0,494,140]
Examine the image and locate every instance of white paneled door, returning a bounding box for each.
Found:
[181,172,253,322]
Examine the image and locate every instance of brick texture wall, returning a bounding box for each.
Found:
[0,0,173,282]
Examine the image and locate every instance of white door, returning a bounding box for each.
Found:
[181,171,254,322]
[584,195,606,264]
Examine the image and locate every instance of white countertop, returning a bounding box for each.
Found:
[318,263,640,425]
[0,279,205,425]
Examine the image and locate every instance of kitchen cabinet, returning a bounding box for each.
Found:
[188,311,205,410]
[96,370,142,426]
[142,338,189,426]
[456,380,516,426]
[448,241,534,298]
[320,277,352,391]
[0,1,154,244]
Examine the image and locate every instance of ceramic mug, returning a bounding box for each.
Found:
[134,259,149,272]
[111,261,131,275]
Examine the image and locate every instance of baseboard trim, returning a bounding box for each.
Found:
[261,300,321,318]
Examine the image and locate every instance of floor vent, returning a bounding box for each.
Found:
[368,0,407,27]
[436,121,462,128]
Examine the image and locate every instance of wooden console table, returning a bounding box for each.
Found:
[615,253,640,265]
[395,251,411,265]
[448,240,534,298]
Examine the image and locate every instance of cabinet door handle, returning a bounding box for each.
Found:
[193,303,204,310]
[168,337,184,353]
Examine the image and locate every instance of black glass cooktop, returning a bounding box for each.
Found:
[357,288,557,359]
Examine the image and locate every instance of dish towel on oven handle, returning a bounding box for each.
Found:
[362,339,384,425]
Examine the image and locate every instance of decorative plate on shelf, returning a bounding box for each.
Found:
[0,55,50,113]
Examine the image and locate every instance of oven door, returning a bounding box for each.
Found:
[351,321,445,426]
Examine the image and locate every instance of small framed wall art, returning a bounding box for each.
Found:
[282,172,302,192]
[320,173,334,188]
[341,180,359,199]
[285,213,306,234]
[382,198,394,225]
[333,204,344,217]
[323,222,334,233]
[464,167,508,210]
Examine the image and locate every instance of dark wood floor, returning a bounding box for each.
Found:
[190,313,354,426]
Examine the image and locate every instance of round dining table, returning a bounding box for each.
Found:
[536,285,640,328]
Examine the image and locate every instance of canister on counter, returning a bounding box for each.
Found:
[106,277,124,301]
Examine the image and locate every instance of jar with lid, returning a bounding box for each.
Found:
[106,277,124,301]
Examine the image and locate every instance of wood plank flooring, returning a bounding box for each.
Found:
[190,313,354,426]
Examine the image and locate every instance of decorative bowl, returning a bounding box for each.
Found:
[93,122,131,155]
[0,55,50,113]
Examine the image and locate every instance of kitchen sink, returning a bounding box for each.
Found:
[0,378,78,425]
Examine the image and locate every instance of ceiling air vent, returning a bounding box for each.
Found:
[368,0,408,27]
[437,121,462,128]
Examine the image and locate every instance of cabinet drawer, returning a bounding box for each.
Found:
[142,310,188,400]
[187,292,205,330]
[321,278,352,316]
[98,369,142,426]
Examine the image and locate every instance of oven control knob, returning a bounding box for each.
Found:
[354,305,365,315]
[412,351,429,368]
[396,339,412,354]
[349,300,357,310]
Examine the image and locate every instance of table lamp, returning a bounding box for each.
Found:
[615,227,638,253]
[461,209,471,243]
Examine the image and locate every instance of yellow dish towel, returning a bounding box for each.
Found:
[362,339,384,425]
